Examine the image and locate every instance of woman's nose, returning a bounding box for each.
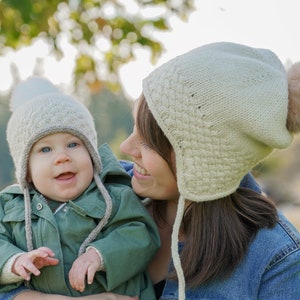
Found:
[120,134,141,158]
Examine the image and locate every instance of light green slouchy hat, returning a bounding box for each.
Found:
[142,42,293,300]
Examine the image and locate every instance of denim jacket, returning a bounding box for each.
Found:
[160,212,300,299]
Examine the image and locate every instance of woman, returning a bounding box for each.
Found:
[4,42,300,299]
[120,42,300,299]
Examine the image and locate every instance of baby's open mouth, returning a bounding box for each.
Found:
[55,172,75,180]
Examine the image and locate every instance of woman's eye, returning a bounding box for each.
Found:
[41,147,51,153]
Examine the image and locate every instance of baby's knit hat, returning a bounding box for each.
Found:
[7,77,112,255]
[142,42,293,299]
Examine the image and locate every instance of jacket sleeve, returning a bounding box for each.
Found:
[88,185,160,290]
[258,249,300,299]
[0,192,30,293]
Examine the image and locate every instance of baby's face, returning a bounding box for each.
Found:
[27,132,93,202]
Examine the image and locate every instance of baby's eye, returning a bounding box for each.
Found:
[41,147,51,153]
[68,142,78,148]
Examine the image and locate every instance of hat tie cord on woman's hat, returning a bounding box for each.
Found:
[171,195,186,299]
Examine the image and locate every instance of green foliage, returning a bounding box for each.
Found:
[0,0,195,90]
[0,0,62,47]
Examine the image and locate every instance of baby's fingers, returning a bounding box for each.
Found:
[17,266,31,281]
[15,262,40,280]
[87,264,98,285]
[13,248,55,278]
[69,265,86,292]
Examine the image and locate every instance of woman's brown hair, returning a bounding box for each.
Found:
[136,94,278,287]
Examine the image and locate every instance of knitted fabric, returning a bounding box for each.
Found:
[142,42,294,299]
[6,77,112,253]
[7,79,101,187]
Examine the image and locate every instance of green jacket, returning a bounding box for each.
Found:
[0,144,160,299]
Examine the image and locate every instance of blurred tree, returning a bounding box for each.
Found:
[0,0,195,91]
[88,87,134,159]
[0,94,13,189]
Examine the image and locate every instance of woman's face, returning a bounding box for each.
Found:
[120,101,179,201]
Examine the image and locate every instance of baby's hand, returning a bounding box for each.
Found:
[69,247,101,292]
[12,247,59,280]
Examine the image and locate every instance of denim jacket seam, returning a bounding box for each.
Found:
[278,218,300,245]
[265,219,300,270]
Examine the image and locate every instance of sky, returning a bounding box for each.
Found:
[1,0,300,99]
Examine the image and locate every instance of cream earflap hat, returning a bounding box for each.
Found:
[7,77,112,254]
[142,42,293,299]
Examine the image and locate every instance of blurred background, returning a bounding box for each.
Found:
[0,0,299,229]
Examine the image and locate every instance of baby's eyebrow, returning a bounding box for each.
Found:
[32,142,47,149]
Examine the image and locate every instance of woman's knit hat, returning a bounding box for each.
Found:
[7,77,112,255]
[142,42,294,299]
